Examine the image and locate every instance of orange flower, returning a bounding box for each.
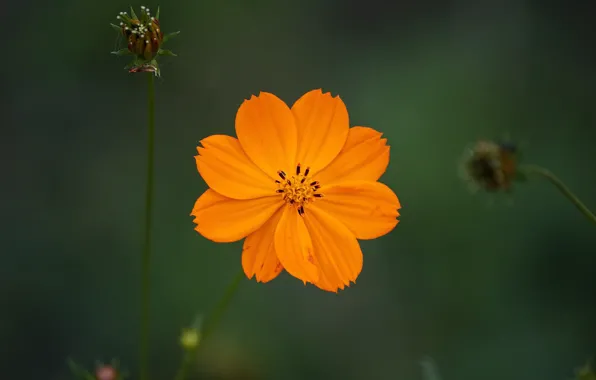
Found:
[191,89,401,292]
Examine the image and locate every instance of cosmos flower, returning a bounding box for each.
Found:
[191,89,401,292]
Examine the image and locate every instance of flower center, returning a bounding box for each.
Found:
[275,164,323,215]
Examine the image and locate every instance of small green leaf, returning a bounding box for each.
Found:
[111,48,133,56]
[110,23,123,33]
[163,31,180,43]
[155,6,160,20]
[130,6,138,20]
[158,49,177,57]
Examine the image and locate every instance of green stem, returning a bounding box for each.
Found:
[519,164,596,225]
[172,351,193,380]
[140,73,156,380]
[173,270,245,380]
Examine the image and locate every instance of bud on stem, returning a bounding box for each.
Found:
[111,5,179,76]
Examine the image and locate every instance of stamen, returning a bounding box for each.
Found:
[274,165,322,215]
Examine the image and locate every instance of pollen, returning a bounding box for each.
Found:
[275,164,323,215]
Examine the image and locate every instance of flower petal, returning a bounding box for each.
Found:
[274,205,319,284]
[316,127,390,185]
[242,208,284,283]
[195,135,276,199]
[291,89,349,175]
[235,92,297,176]
[191,189,282,243]
[303,206,363,292]
[312,180,400,240]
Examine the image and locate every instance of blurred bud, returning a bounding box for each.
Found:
[95,364,118,380]
[576,360,596,380]
[460,140,522,192]
[68,358,126,380]
[180,327,201,350]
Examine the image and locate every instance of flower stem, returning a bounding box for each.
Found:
[519,164,596,225]
[140,73,156,380]
[173,270,245,380]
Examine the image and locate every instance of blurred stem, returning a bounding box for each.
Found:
[173,270,244,380]
[519,164,596,225]
[173,351,193,380]
[140,73,156,380]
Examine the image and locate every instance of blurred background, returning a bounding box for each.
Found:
[2,0,596,379]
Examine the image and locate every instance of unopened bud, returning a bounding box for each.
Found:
[460,140,520,192]
[111,5,179,76]
[118,7,163,60]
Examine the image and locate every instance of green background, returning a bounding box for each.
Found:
[3,1,595,379]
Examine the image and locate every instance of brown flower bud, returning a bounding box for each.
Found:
[460,140,519,192]
[116,6,163,60]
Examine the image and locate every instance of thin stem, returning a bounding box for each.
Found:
[140,73,156,380]
[173,270,245,380]
[519,164,596,225]
[172,350,193,380]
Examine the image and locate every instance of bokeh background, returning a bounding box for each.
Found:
[3,0,596,379]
